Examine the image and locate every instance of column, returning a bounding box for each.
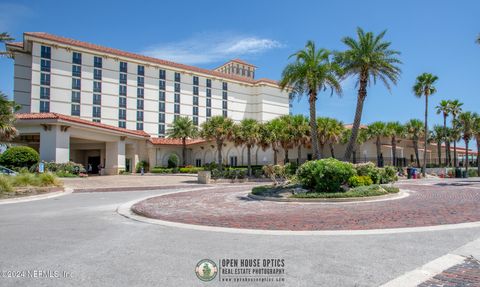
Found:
[40,125,70,163]
[104,139,126,175]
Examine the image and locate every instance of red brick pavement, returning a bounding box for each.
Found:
[418,257,480,287]
[132,181,480,231]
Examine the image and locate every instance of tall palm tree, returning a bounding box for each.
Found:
[385,122,405,166]
[413,73,438,175]
[327,119,344,158]
[366,122,387,167]
[431,125,444,166]
[0,92,18,143]
[316,117,332,158]
[341,128,368,163]
[290,114,309,164]
[280,41,342,160]
[232,119,260,176]
[435,99,451,165]
[454,112,477,171]
[449,100,463,167]
[200,116,234,169]
[336,27,402,161]
[166,116,199,166]
[405,119,424,167]
[275,115,296,163]
[260,120,281,165]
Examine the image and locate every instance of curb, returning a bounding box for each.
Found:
[0,188,73,205]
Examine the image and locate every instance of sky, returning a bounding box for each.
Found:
[0,0,479,131]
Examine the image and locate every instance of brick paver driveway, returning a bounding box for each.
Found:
[132,179,480,231]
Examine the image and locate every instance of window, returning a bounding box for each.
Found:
[174,83,180,92]
[206,108,211,117]
[229,156,238,167]
[222,82,228,90]
[193,86,199,95]
[222,101,228,109]
[159,80,165,90]
[137,88,144,98]
[94,56,102,68]
[119,97,127,108]
[72,78,81,90]
[119,109,126,120]
[159,69,166,79]
[159,113,165,123]
[120,62,127,73]
[174,72,180,82]
[136,122,144,131]
[222,91,228,100]
[193,76,199,85]
[41,59,50,72]
[72,52,82,64]
[137,111,144,121]
[92,106,101,118]
[193,116,198,126]
[222,110,228,117]
[195,159,202,167]
[193,96,199,106]
[119,121,126,128]
[40,101,50,112]
[71,104,80,116]
[40,87,50,99]
[72,65,81,77]
[94,69,102,80]
[206,98,212,107]
[137,76,144,87]
[41,46,51,59]
[119,85,127,96]
[41,73,50,86]
[174,114,179,121]
[137,99,144,110]
[158,124,165,135]
[137,65,145,75]
[174,93,180,103]
[93,94,101,105]
[206,79,211,88]
[93,81,101,92]
[119,73,127,84]
[159,91,165,101]
[159,102,165,112]
[206,88,211,97]
[174,104,180,114]
[71,91,80,103]
[193,106,198,116]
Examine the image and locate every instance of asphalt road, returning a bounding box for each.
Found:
[0,185,479,287]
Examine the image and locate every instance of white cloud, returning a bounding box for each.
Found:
[0,3,33,31]
[141,32,282,65]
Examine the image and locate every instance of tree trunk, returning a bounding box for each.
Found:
[273,148,278,165]
[476,137,480,176]
[329,143,335,158]
[465,140,469,172]
[217,139,223,170]
[422,94,429,176]
[443,114,447,167]
[247,145,252,176]
[391,136,397,167]
[182,138,187,167]
[352,149,357,164]
[437,141,442,166]
[319,143,325,158]
[344,72,368,161]
[297,144,301,165]
[446,141,451,166]
[453,115,457,167]
[376,137,382,167]
[308,92,320,159]
[414,139,420,167]
[284,146,289,164]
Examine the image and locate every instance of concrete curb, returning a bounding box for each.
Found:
[116,187,480,236]
[0,188,72,205]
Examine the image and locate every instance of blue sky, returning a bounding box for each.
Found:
[1,0,479,129]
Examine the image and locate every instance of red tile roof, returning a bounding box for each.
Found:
[230,58,257,67]
[344,124,368,129]
[20,32,278,86]
[15,113,150,138]
[6,42,23,48]
[149,138,207,146]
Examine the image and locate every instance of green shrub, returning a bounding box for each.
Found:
[291,184,389,198]
[380,166,398,183]
[284,162,299,177]
[354,162,382,184]
[37,173,60,186]
[296,158,356,193]
[382,186,400,193]
[253,169,264,178]
[203,162,219,171]
[211,169,224,180]
[468,169,478,177]
[167,154,179,168]
[0,176,13,193]
[178,167,204,174]
[151,167,174,173]
[136,160,149,173]
[262,165,287,185]
[251,185,270,195]
[30,161,85,175]
[10,173,38,187]
[348,175,373,187]
[0,146,39,169]
[224,168,247,179]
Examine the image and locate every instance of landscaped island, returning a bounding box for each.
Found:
[252,159,399,200]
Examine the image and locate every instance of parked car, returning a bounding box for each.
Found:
[0,166,17,176]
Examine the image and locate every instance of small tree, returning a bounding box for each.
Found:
[366,121,386,167]
[200,116,234,170]
[232,119,260,176]
[166,116,198,166]
[405,119,424,167]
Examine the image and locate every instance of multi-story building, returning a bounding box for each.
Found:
[7,32,290,174]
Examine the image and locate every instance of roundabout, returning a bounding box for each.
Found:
[127,179,480,234]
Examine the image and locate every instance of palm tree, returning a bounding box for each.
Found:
[260,121,281,165]
[0,32,14,57]
[290,114,309,164]
[0,92,18,143]
[200,116,234,169]
[449,100,463,167]
[327,119,344,158]
[166,116,199,166]
[366,122,387,167]
[316,117,331,158]
[431,125,444,166]
[232,119,260,176]
[385,122,405,166]
[280,41,342,160]
[341,128,368,163]
[435,99,451,166]
[454,112,477,171]
[413,73,438,175]
[405,119,424,167]
[473,116,480,176]
[275,115,296,164]
[336,27,402,161]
